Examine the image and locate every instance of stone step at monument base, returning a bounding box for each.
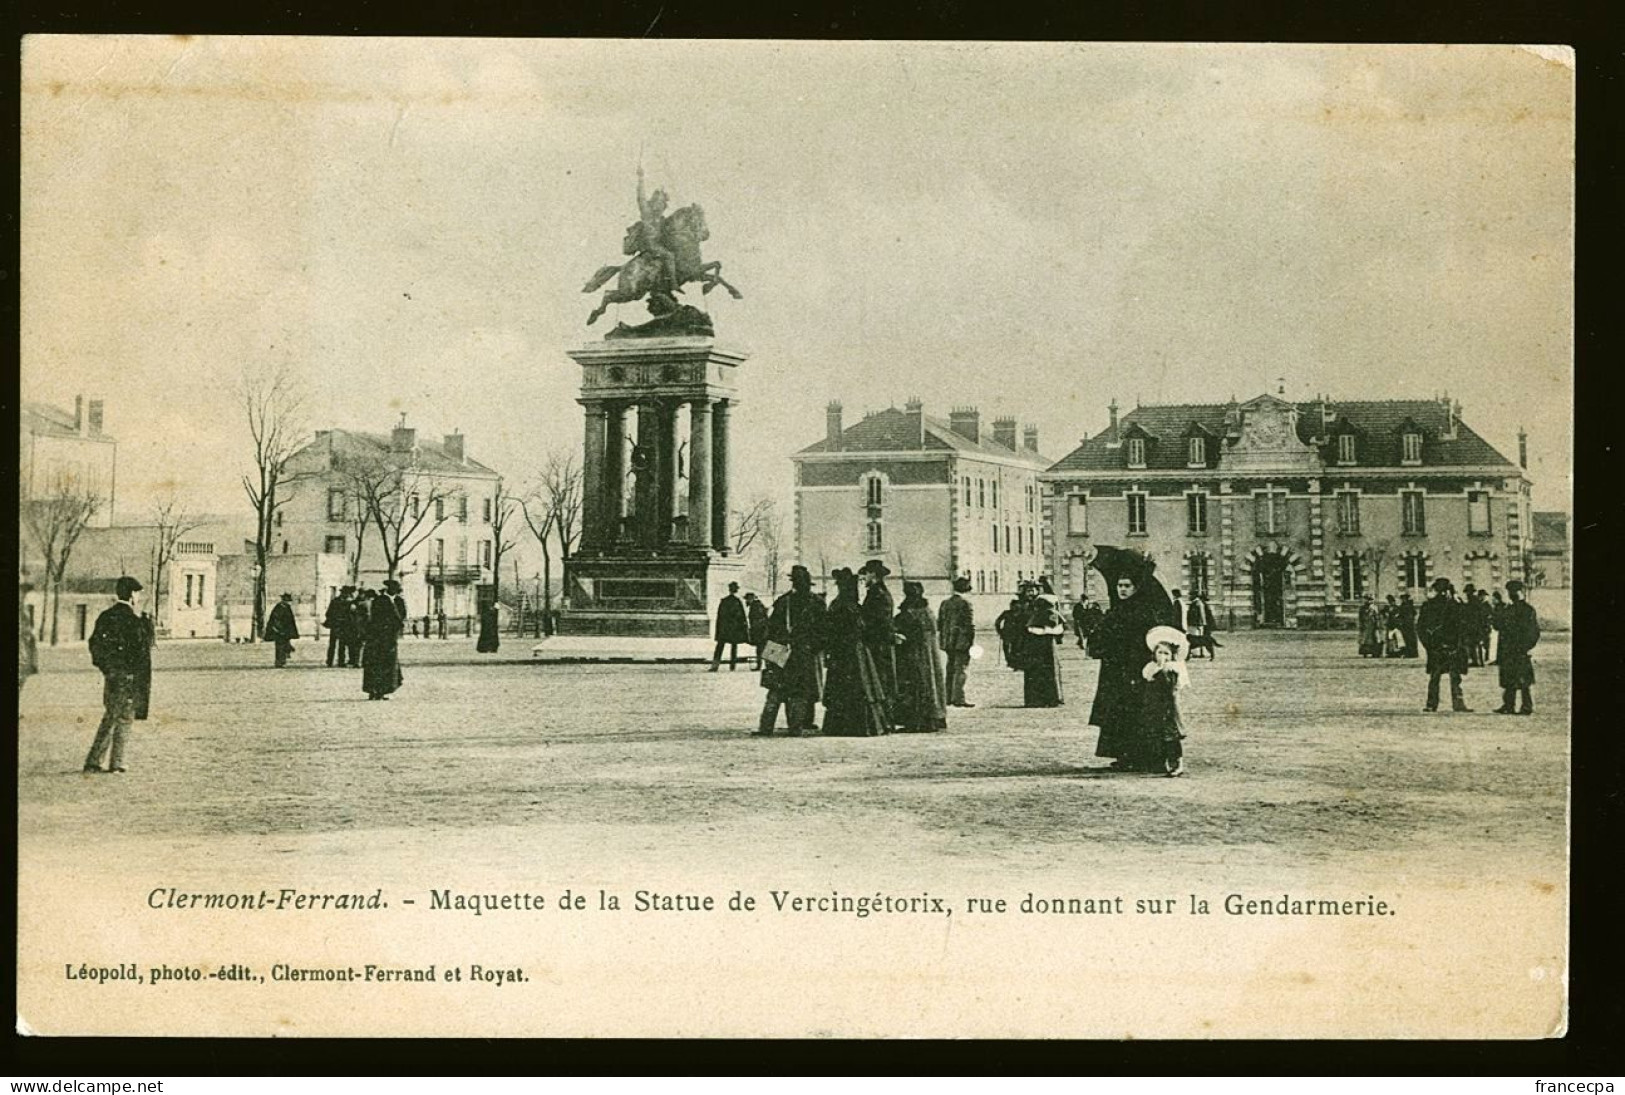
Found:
[559,551,746,640]
[529,634,723,663]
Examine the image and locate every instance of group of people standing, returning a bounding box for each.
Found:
[1415,577,1540,715]
[993,580,1068,708]
[1357,593,1421,659]
[750,559,969,738]
[315,581,409,700]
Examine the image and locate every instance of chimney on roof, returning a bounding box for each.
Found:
[1023,424,1040,453]
[903,398,924,447]
[825,400,843,451]
[1108,398,1120,439]
[992,416,1018,450]
[87,399,104,436]
[391,420,416,453]
[74,395,85,434]
[1518,426,1528,470]
[444,431,465,462]
[948,406,981,444]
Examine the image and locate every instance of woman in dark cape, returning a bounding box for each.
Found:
[1086,546,1176,771]
[476,602,500,653]
[362,589,404,700]
[893,581,948,732]
[821,568,890,736]
[1021,593,1066,707]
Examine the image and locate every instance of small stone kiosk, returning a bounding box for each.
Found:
[559,171,747,637]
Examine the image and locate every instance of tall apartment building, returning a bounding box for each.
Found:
[792,399,1050,614]
[275,420,503,622]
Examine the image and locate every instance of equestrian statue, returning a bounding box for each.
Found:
[582,166,743,338]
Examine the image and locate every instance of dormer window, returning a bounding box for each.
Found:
[1187,437,1206,467]
[1336,434,1356,465]
[1402,432,1423,465]
[1127,437,1146,468]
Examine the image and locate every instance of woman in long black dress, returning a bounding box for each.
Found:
[1089,574,1165,770]
[821,568,890,736]
[1021,593,1066,707]
[362,589,404,700]
[893,581,948,732]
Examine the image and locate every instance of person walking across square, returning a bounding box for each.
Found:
[1493,580,1540,716]
[83,576,148,774]
[937,576,976,707]
[710,582,749,672]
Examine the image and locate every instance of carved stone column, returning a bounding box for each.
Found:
[580,402,606,549]
[688,400,713,548]
[635,400,661,547]
[658,400,681,543]
[603,402,627,542]
[712,399,731,552]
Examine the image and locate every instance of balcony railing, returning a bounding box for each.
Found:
[424,564,482,584]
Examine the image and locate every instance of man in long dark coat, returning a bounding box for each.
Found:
[1072,595,1104,652]
[858,559,901,728]
[1493,580,1540,715]
[1416,578,1471,712]
[744,592,769,670]
[345,587,368,667]
[710,582,750,672]
[324,587,352,667]
[83,576,148,774]
[937,576,976,707]
[265,593,299,668]
[755,566,826,736]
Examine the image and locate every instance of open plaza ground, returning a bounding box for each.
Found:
[17,629,1569,1038]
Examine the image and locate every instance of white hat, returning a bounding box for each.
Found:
[1145,625,1189,657]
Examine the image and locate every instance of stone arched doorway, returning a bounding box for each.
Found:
[1243,545,1304,628]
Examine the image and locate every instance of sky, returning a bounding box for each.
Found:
[21,38,1574,557]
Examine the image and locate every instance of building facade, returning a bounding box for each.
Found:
[276,421,503,625]
[793,400,1050,615]
[1041,393,1533,628]
[20,395,117,528]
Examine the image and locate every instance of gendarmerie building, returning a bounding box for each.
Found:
[793,400,1050,612]
[1040,392,1533,628]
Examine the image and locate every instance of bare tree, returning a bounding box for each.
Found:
[240,361,307,640]
[147,490,204,634]
[757,500,785,599]
[1361,539,1393,599]
[541,450,583,562]
[347,457,455,581]
[730,496,774,555]
[519,450,583,636]
[22,468,104,645]
[342,479,373,584]
[489,480,520,602]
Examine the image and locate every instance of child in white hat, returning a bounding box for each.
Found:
[1141,625,1191,776]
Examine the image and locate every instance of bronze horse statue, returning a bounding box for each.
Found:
[583,204,742,327]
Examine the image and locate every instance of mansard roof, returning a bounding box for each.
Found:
[1047,398,1518,474]
[798,406,1050,466]
[292,428,499,477]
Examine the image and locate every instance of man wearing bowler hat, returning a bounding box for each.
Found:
[755,564,826,736]
[1416,577,1472,713]
[710,581,750,672]
[938,575,976,707]
[84,575,148,774]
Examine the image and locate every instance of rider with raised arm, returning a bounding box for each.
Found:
[632,165,678,292]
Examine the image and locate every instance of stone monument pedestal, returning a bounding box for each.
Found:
[557,336,749,638]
